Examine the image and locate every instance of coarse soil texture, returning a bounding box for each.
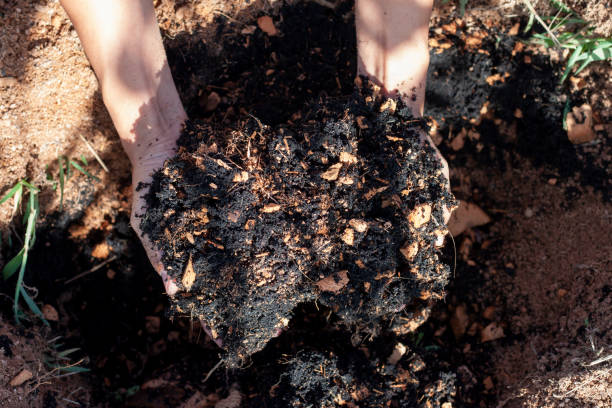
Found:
[141,85,456,365]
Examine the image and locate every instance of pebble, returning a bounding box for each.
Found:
[524,208,534,218]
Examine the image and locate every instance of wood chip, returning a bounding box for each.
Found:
[399,241,418,261]
[232,171,249,183]
[316,270,349,293]
[408,203,432,229]
[260,203,281,213]
[387,342,407,365]
[10,369,32,387]
[321,163,342,181]
[42,304,59,321]
[447,201,491,236]
[379,98,397,113]
[257,16,277,36]
[182,255,196,291]
[480,322,505,342]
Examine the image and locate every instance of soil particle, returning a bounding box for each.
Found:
[142,84,456,365]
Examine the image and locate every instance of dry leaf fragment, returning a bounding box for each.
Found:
[450,304,469,339]
[447,201,491,236]
[321,163,342,181]
[339,151,358,164]
[10,369,32,387]
[379,98,397,113]
[408,203,432,229]
[481,323,505,342]
[257,16,277,36]
[42,304,59,321]
[508,22,520,36]
[349,218,368,233]
[399,241,419,261]
[341,228,354,246]
[261,203,281,213]
[232,171,249,182]
[182,255,196,291]
[316,270,349,293]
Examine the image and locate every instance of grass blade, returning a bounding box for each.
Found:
[20,286,49,326]
[2,248,24,280]
[69,160,100,182]
[56,348,81,359]
[0,183,22,205]
[59,156,65,211]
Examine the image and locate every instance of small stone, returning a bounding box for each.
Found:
[339,151,358,164]
[348,218,368,233]
[205,92,221,112]
[566,104,595,144]
[547,178,557,185]
[260,203,281,213]
[557,288,568,297]
[448,201,491,236]
[524,207,534,218]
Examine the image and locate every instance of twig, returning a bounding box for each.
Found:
[584,353,612,367]
[64,255,119,284]
[203,358,224,383]
[78,134,109,173]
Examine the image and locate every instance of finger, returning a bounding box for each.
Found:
[200,319,223,347]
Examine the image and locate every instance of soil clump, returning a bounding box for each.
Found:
[141,84,456,365]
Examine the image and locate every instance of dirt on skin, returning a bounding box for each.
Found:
[141,84,456,366]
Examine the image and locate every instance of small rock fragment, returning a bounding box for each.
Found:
[339,151,358,164]
[447,201,491,236]
[316,270,349,294]
[257,16,277,36]
[10,369,32,387]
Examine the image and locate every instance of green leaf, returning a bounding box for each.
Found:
[20,286,49,326]
[69,160,100,182]
[79,154,88,166]
[2,249,24,280]
[0,183,22,205]
[459,0,468,16]
[56,348,80,359]
[524,12,535,33]
[58,366,90,374]
[12,184,23,215]
[561,43,585,83]
[548,0,572,14]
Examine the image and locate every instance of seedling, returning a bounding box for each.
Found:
[524,0,612,83]
[0,180,47,325]
[46,154,100,210]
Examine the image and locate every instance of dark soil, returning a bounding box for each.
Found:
[2,1,609,407]
[141,85,455,366]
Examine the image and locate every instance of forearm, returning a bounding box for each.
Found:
[60,0,186,174]
[356,0,433,116]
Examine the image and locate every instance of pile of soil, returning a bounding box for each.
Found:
[141,84,455,365]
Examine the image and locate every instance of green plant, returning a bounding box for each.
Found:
[46,154,100,210]
[44,336,90,377]
[0,180,47,325]
[2,153,99,324]
[524,0,612,83]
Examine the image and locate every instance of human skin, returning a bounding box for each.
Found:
[60,0,448,295]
